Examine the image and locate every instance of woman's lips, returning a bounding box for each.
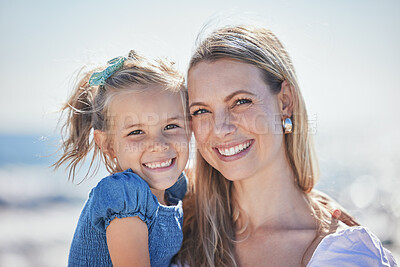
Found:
[213,139,254,162]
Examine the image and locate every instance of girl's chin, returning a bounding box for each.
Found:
[148,179,177,192]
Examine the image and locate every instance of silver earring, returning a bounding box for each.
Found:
[282,118,293,134]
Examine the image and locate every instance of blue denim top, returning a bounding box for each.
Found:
[68,169,187,267]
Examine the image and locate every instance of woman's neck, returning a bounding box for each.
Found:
[232,154,314,231]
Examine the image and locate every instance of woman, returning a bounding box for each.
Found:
[176,25,396,266]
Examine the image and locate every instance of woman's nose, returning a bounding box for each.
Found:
[213,109,236,139]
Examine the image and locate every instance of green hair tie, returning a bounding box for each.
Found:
[89,56,126,86]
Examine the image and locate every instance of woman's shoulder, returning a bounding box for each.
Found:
[308,226,397,266]
[88,169,159,232]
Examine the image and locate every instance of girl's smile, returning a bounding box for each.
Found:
[142,157,175,171]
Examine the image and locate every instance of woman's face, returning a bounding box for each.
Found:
[188,59,285,181]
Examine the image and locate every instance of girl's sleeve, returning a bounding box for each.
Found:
[88,170,159,234]
[308,226,397,267]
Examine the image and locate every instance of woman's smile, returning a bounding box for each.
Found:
[212,139,254,161]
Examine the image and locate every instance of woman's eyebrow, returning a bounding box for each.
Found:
[224,90,256,102]
[189,90,256,109]
[189,90,256,108]
[189,101,208,109]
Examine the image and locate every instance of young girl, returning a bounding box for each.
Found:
[54,50,190,267]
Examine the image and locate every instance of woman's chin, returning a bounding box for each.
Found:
[218,167,253,182]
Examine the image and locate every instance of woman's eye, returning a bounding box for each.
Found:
[164,124,180,130]
[235,98,252,106]
[192,108,210,116]
[128,130,144,136]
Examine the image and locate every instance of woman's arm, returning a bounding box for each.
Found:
[106,216,151,267]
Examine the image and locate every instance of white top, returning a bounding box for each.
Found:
[172,226,397,267]
[307,226,397,267]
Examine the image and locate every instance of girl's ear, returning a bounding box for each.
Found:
[94,130,115,159]
[278,80,294,118]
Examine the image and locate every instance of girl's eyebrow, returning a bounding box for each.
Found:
[189,90,256,108]
[123,123,143,130]
[167,115,185,121]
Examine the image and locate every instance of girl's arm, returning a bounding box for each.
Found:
[106,216,151,267]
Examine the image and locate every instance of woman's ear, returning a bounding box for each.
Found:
[94,129,115,159]
[278,80,294,118]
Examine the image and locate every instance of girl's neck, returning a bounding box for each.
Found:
[150,188,167,205]
[232,153,314,231]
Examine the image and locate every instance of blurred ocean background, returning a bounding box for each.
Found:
[1,0,399,266]
[0,135,102,266]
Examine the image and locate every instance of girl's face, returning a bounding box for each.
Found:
[188,59,285,181]
[106,87,189,200]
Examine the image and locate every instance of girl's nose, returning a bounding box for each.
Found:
[148,135,169,152]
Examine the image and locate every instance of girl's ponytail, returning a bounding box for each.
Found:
[53,70,101,182]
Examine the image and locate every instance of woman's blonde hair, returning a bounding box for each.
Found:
[53,51,187,182]
[177,25,356,267]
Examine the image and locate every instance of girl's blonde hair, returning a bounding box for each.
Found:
[53,51,187,182]
[177,25,357,267]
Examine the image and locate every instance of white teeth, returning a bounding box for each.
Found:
[144,159,172,169]
[217,141,252,156]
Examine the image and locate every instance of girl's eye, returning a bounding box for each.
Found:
[235,98,252,106]
[164,124,180,130]
[128,130,144,136]
[192,108,210,116]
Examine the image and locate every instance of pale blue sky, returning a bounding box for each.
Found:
[0,0,399,145]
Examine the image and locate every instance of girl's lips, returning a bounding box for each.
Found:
[142,157,176,171]
[213,139,254,162]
